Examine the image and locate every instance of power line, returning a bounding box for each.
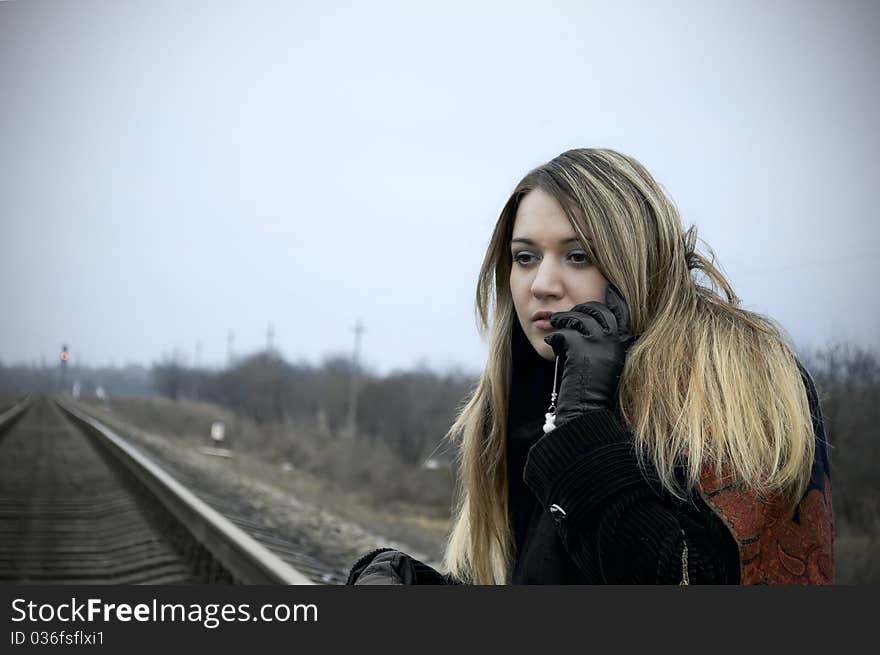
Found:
[726,250,878,278]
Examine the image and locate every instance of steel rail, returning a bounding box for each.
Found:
[55,398,314,585]
[0,394,31,430]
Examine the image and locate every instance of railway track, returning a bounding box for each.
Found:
[0,395,316,584]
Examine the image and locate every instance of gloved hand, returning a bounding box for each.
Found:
[543,283,634,427]
[347,549,418,585]
[346,548,458,585]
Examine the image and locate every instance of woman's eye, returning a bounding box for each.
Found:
[513,251,538,266]
[567,250,590,265]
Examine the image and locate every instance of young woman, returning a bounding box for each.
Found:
[346,148,833,585]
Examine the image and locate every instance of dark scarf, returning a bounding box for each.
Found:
[506,319,556,557]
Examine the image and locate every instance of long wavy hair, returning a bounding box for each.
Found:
[441,148,815,585]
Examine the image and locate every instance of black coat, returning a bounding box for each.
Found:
[347,322,760,585]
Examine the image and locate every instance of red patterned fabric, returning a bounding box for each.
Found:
[697,466,834,584]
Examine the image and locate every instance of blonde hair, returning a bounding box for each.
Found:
[442,148,815,585]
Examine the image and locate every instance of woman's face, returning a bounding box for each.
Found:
[509,188,609,360]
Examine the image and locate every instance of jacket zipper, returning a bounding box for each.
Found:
[679,529,690,585]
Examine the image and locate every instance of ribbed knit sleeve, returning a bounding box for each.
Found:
[523,409,739,584]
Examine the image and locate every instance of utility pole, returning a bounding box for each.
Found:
[193,340,202,400]
[345,319,365,439]
[226,331,235,368]
[266,323,275,354]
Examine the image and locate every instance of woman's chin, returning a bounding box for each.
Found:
[532,339,556,361]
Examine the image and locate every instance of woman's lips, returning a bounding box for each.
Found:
[531,310,555,331]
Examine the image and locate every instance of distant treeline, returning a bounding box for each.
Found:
[152,351,475,465]
[0,362,153,397]
[0,351,475,467]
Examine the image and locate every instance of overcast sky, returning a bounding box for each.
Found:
[2,0,878,376]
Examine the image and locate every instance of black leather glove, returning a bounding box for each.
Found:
[347,548,418,585]
[346,548,458,585]
[543,283,634,427]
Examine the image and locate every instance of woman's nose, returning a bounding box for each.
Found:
[531,258,564,299]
